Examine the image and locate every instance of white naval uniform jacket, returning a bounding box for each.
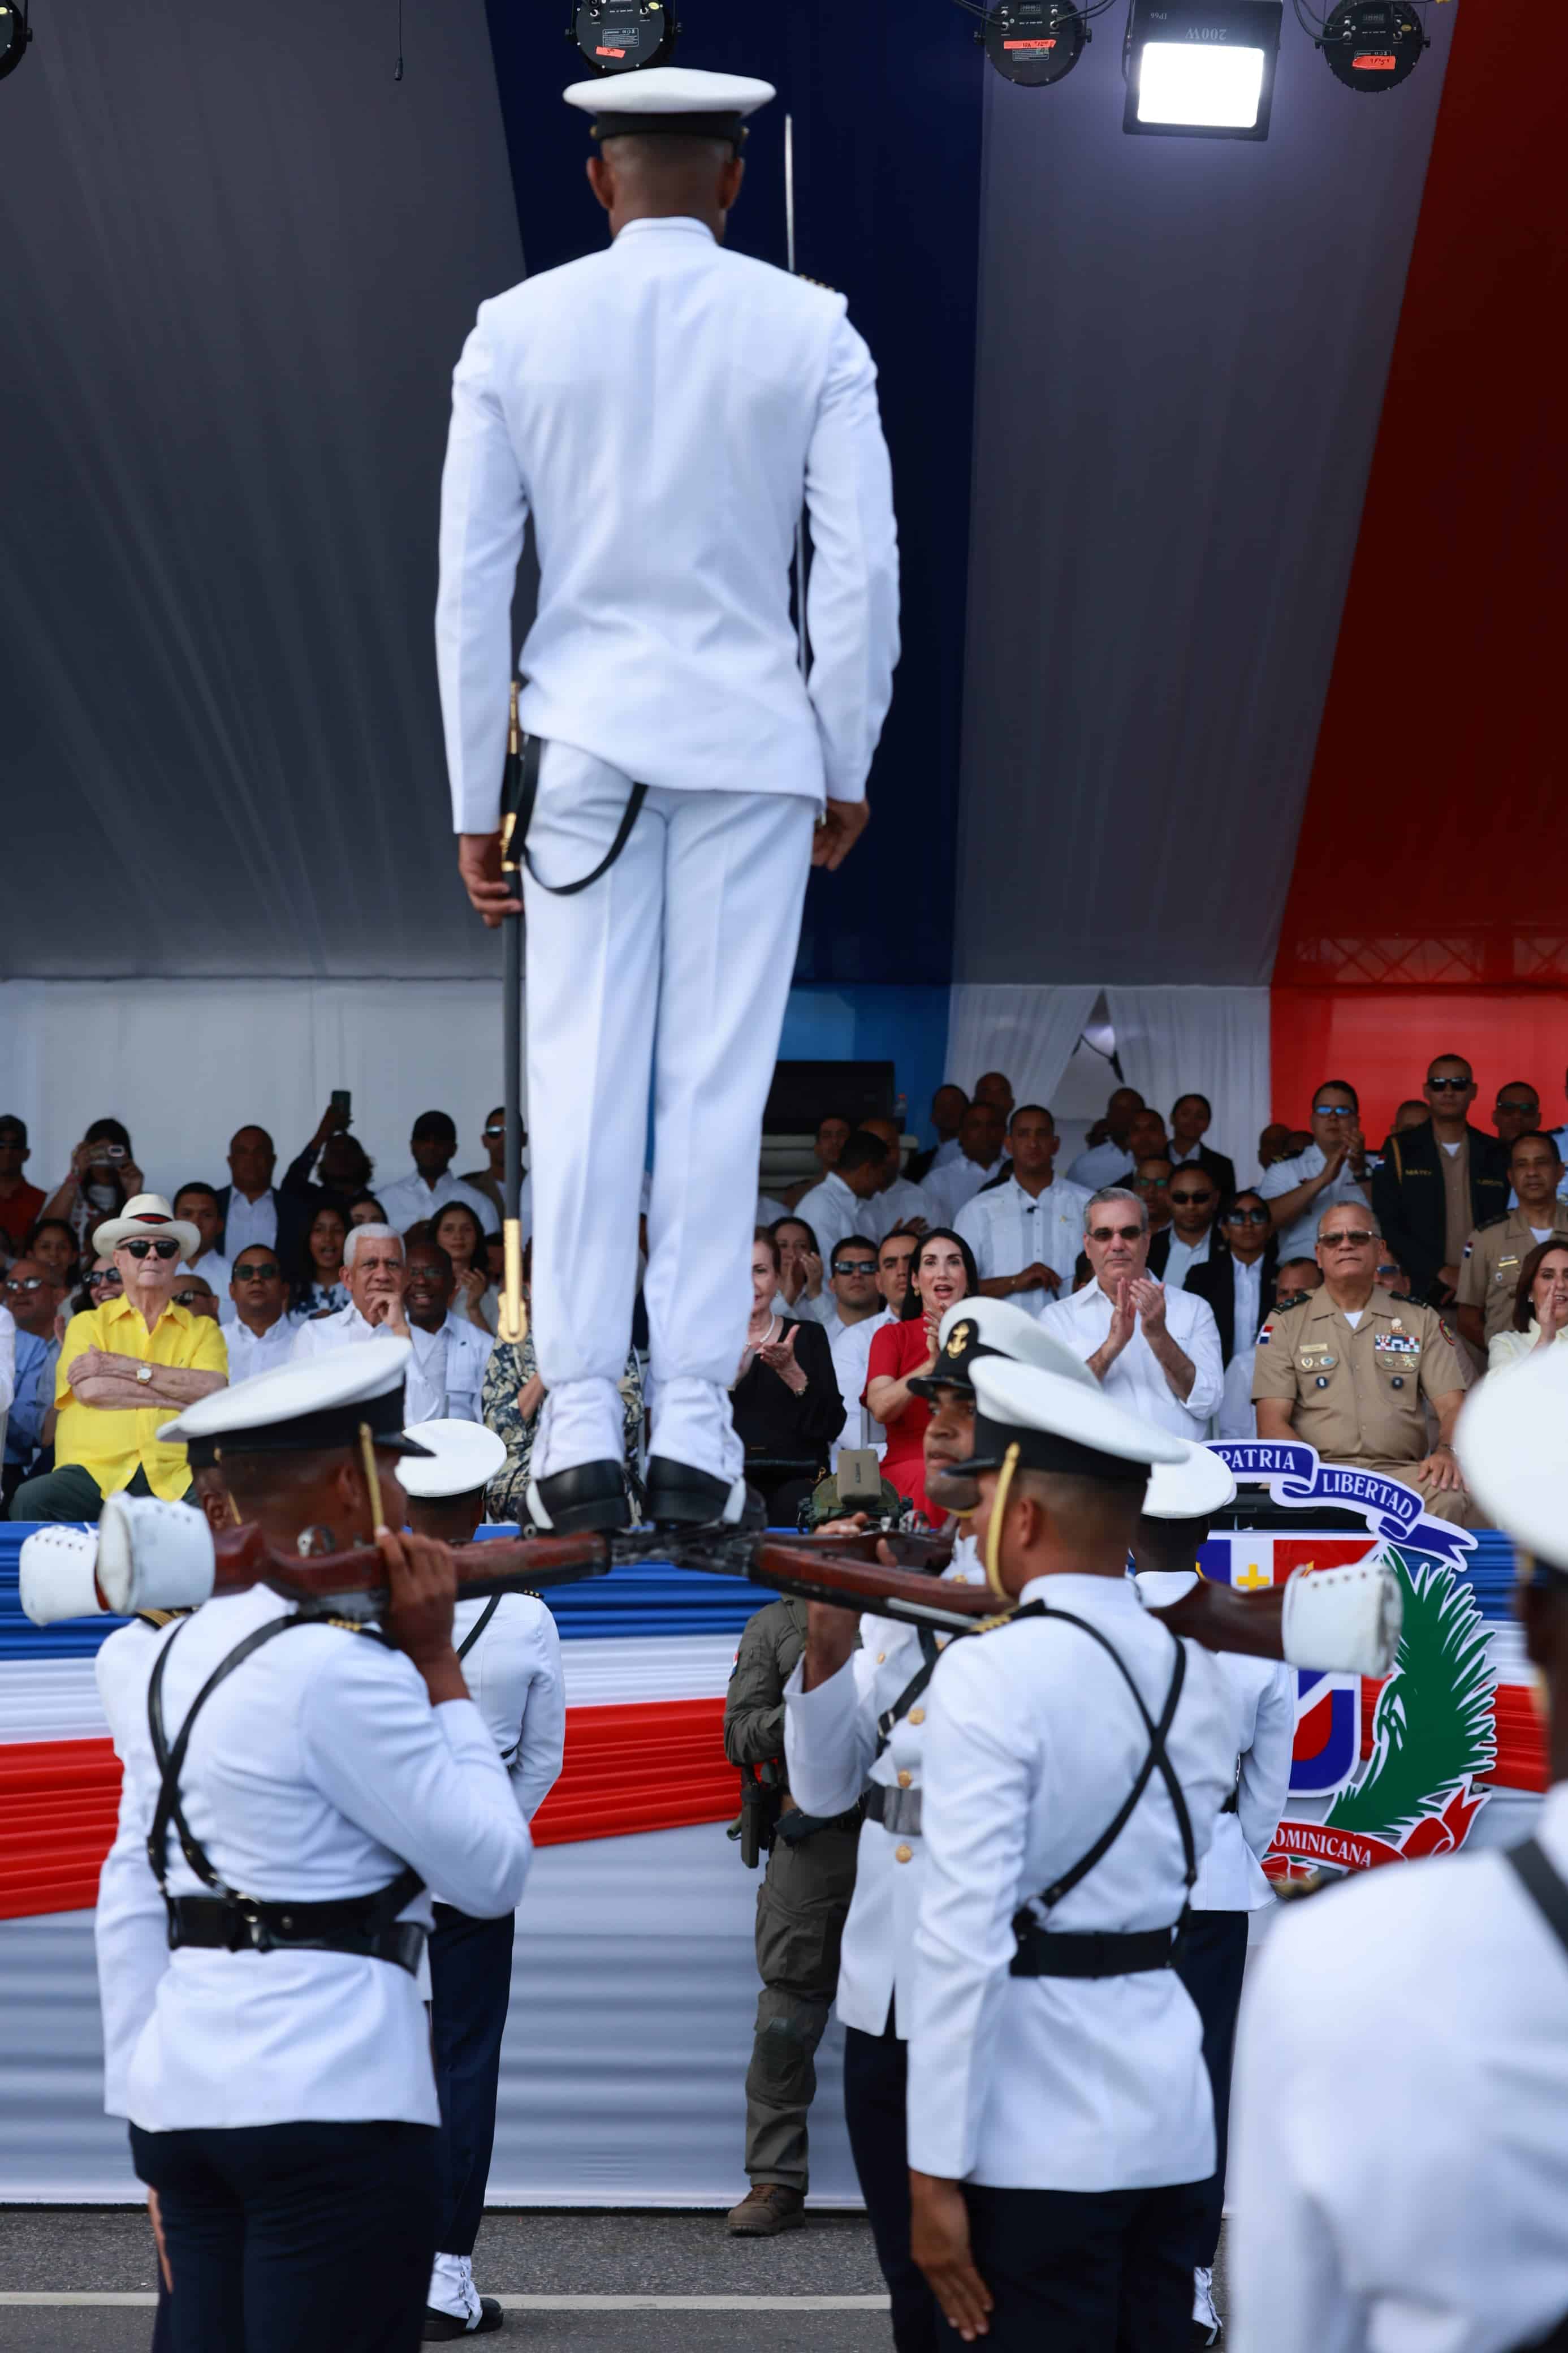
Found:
[1193,1653,1295,1911]
[783,1540,987,2040]
[906,1573,1234,2190]
[446,1593,566,1835]
[1230,1780,1568,2353]
[955,1175,1091,1315]
[436,216,899,828]
[93,1589,530,2132]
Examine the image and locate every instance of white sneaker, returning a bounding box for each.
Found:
[1191,2264,1221,2345]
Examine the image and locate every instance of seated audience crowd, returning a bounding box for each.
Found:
[4,1051,1564,1525]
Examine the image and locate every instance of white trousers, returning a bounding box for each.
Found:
[523,743,815,1484]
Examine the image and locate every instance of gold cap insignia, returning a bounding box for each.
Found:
[945,1322,972,1359]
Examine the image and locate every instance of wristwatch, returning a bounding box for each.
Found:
[135,1364,153,1386]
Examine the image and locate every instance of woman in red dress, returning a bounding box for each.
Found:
[864,1226,978,1522]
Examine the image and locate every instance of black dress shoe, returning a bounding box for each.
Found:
[423,2296,504,2338]
[645,1459,762,1530]
[526,1460,630,1535]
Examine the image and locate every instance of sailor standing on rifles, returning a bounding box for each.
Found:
[785,1300,1099,2348]
[94,1346,532,2353]
[436,64,899,1538]
[905,1358,1234,2348]
[400,1420,566,2341]
[1230,1346,1568,2353]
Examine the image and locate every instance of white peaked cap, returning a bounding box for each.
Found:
[563,67,775,120]
[1141,1441,1238,1521]
[397,1419,507,1500]
[158,1341,433,1458]
[1456,1345,1568,1572]
[965,1358,1187,1480]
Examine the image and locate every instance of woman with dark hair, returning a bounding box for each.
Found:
[346,1192,389,1230]
[281,1105,376,1225]
[1489,1240,1568,1372]
[67,1253,123,1323]
[731,1229,845,1523]
[433,1200,495,1334]
[768,1215,828,1324]
[27,1218,81,1297]
[291,1204,351,1321]
[865,1227,978,1522]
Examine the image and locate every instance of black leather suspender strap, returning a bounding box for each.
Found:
[457,1594,503,1661]
[1007,1602,1196,1981]
[508,725,648,898]
[146,1615,426,1975]
[1506,1837,1568,1961]
[875,1630,940,1758]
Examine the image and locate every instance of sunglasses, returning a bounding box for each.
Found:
[171,1289,207,1307]
[1376,1264,1401,1281]
[1089,1224,1143,1243]
[1137,1175,1169,1189]
[482,1124,506,1139]
[121,1237,182,1260]
[1169,1191,1214,1206]
[1312,1104,1355,1118]
[832,1260,878,1276]
[1225,1208,1271,1226]
[235,1261,282,1281]
[4,1275,48,1293]
[1321,1230,1378,1248]
[1426,1076,1472,1092]
[90,1269,123,1286]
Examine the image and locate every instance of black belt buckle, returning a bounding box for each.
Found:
[227,1897,274,1955]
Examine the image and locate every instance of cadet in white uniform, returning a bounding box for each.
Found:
[785,1302,1098,2350]
[1230,1346,1568,2353]
[1131,1445,1294,2350]
[904,1359,1234,2350]
[436,66,899,1537]
[97,1346,532,2353]
[401,1421,566,2341]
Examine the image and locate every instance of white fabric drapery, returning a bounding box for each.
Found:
[945,985,1100,1113]
[0,979,521,1213]
[1105,986,1271,1189]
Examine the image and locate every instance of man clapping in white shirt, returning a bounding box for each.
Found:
[1041,1187,1223,1440]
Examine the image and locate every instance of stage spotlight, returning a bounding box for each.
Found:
[974,0,1092,85]
[1315,0,1427,88]
[0,0,32,82]
[567,1,678,75]
[1122,0,1281,136]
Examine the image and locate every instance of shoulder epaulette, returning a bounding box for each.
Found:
[1273,1292,1308,1311]
[1476,1211,1511,1233]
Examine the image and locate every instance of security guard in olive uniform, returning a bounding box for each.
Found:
[1253,1201,1475,1524]
[1455,1130,1568,1352]
[723,1596,861,2235]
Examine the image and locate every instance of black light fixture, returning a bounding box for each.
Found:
[0,0,32,81]
[954,0,1103,87]
[567,1,679,75]
[1312,0,1428,88]
[1122,0,1282,136]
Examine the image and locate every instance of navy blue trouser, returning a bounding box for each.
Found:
[1174,1908,1250,2266]
[843,2019,943,2353]
[429,1901,516,2257]
[938,2179,1209,2352]
[130,2118,438,2353]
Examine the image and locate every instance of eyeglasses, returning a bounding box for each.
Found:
[1312,1103,1354,1118]
[832,1260,878,1277]
[1088,1224,1143,1243]
[121,1237,182,1260]
[1169,1191,1214,1206]
[3,1275,46,1293]
[235,1261,282,1282]
[1426,1076,1471,1092]
[1224,1208,1271,1226]
[171,1290,206,1307]
[1320,1230,1379,1248]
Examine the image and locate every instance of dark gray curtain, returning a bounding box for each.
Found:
[955,11,1457,985]
[1,0,521,977]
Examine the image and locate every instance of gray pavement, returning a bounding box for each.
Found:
[0,2205,1230,2350]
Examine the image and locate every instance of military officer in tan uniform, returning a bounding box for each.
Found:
[1253,1202,1475,1525]
[1455,1130,1568,1352]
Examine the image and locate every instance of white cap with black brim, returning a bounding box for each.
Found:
[398,1419,507,1502]
[1455,1345,1568,1581]
[564,65,775,148]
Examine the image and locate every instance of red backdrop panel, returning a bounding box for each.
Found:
[1271,988,1568,1144]
[1272,0,1568,1046]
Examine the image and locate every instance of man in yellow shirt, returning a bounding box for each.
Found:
[8,1193,227,1522]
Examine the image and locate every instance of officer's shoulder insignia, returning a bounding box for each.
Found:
[799,274,839,293]
[1277,1293,1308,1312]
[1476,1212,1510,1234]
[945,1321,973,1359]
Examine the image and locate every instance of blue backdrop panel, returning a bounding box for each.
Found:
[480,0,984,988]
